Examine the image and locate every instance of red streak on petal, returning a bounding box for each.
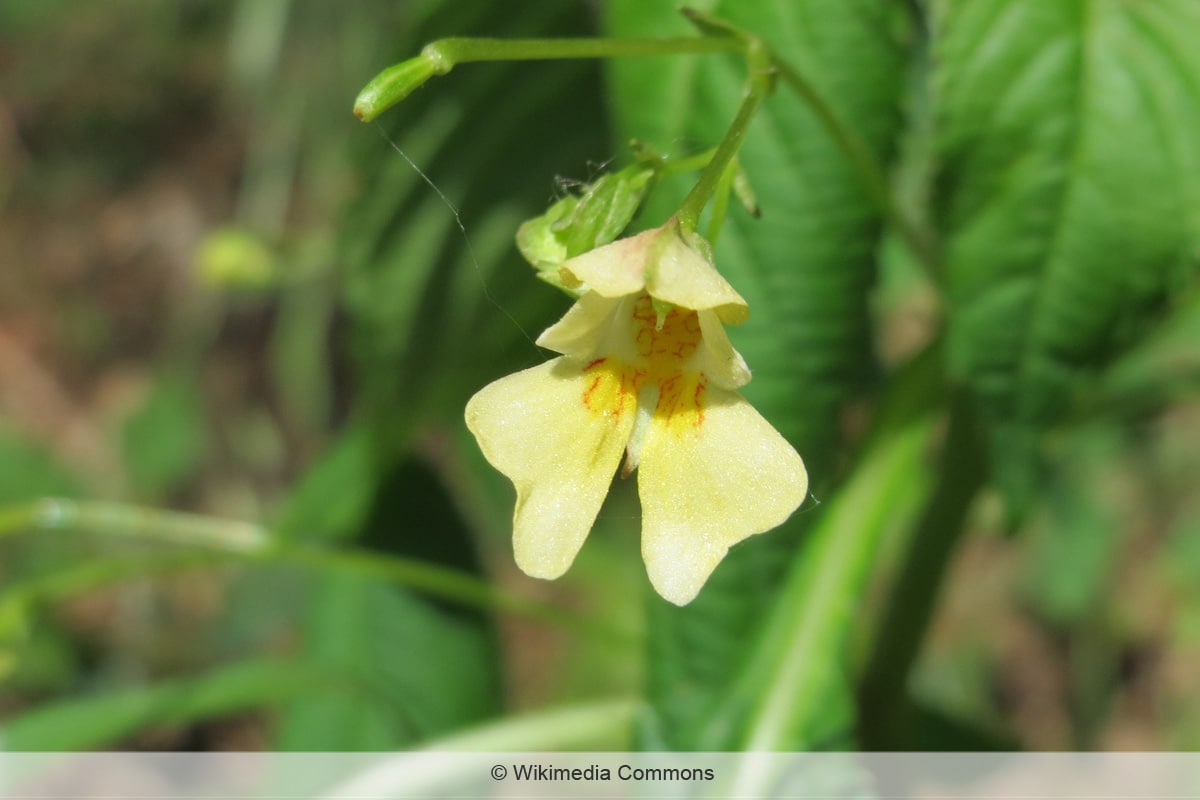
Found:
[581,374,603,411]
[693,376,706,428]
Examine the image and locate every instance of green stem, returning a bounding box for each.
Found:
[354,11,934,272]
[771,60,935,273]
[676,39,773,232]
[654,146,718,176]
[355,35,741,121]
[0,498,633,645]
[857,390,987,749]
[423,36,739,66]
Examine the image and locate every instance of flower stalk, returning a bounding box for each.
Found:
[354,35,741,122]
[353,8,932,273]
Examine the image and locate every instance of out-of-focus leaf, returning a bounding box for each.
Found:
[0,430,81,506]
[1100,288,1200,414]
[1021,427,1125,626]
[272,443,499,749]
[0,658,326,750]
[932,0,1200,513]
[606,0,908,748]
[120,374,206,499]
[274,576,497,750]
[0,432,83,685]
[273,426,376,542]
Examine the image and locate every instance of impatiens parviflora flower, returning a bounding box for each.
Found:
[465,219,807,606]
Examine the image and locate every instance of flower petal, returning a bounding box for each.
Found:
[693,310,751,390]
[645,223,749,325]
[465,357,636,580]
[637,381,807,605]
[558,229,656,298]
[536,293,623,359]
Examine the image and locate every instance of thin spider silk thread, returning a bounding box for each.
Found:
[372,123,541,355]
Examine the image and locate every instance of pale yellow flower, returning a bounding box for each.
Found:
[465,219,807,605]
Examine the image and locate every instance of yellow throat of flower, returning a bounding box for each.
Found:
[577,292,709,476]
[632,293,702,381]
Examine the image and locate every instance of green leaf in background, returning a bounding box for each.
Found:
[1101,287,1200,415]
[0,658,326,750]
[120,373,206,499]
[932,0,1200,513]
[605,0,909,749]
[0,430,84,684]
[1021,427,1126,627]
[273,427,377,543]
[0,430,80,506]
[272,434,500,749]
[274,577,497,750]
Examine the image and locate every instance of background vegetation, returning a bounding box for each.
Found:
[2,0,1200,752]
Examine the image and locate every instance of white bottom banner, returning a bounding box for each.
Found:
[1,752,1198,799]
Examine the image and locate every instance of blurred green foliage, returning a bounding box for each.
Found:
[1,0,1200,756]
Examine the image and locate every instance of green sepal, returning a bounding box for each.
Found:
[516,163,656,295]
[731,160,760,218]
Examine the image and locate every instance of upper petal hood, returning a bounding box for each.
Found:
[645,222,748,325]
[559,219,749,324]
[556,229,657,298]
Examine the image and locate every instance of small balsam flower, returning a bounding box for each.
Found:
[466,218,806,605]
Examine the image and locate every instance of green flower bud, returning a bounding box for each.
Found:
[353,53,439,122]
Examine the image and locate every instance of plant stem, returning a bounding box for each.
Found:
[354,35,741,121]
[857,390,988,749]
[0,498,634,645]
[423,36,740,67]
[676,40,773,232]
[356,16,934,271]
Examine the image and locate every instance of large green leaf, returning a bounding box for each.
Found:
[606,0,909,748]
[932,0,1200,507]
